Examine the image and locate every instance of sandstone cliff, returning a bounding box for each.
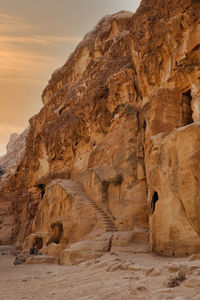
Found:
[1,0,200,260]
[0,127,29,244]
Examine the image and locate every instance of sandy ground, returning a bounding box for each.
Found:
[1,246,200,300]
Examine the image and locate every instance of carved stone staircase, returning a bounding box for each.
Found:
[59,179,118,232]
[83,194,118,232]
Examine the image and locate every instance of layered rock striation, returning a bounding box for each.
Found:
[1,0,200,259]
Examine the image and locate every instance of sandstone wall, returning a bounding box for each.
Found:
[146,125,200,256]
[8,10,149,252]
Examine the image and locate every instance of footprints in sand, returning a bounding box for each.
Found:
[2,246,200,299]
[88,252,200,299]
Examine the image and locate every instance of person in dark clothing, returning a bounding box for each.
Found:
[30,244,38,255]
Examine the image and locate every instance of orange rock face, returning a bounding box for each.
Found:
[147,124,200,256]
[1,0,200,258]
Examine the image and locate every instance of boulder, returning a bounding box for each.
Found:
[59,239,110,265]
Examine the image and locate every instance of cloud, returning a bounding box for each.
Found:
[0,14,81,44]
[0,14,32,33]
[0,14,81,154]
[0,14,81,83]
[0,34,81,45]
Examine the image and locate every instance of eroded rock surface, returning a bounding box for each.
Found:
[1,0,200,260]
[147,124,200,256]
[0,128,29,245]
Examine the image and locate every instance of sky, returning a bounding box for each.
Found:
[0,0,141,156]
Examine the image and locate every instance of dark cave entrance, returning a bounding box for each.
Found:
[38,184,46,199]
[34,237,43,251]
[50,222,63,244]
[143,120,147,130]
[142,120,147,143]
[151,191,159,214]
[182,89,193,126]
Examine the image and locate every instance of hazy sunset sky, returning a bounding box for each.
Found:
[0,0,141,155]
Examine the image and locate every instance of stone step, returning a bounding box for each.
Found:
[75,183,118,232]
[100,218,114,222]
[103,224,116,228]
[99,216,110,219]
[99,216,113,220]
[99,219,115,224]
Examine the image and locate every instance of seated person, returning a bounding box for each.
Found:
[30,244,38,255]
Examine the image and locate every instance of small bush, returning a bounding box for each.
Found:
[167,265,186,288]
[177,266,186,281]
[168,276,180,288]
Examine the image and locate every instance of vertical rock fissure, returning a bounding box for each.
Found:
[151,192,158,214]
[107,233,114,252]
[38,184,46,199]
[182,89,193,126]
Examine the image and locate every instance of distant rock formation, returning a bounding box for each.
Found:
[0,127,29,245]
[1,0,200,260]
[0,127,29,176]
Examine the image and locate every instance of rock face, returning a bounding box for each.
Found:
[0,128,29,245]
[0,191,14,245]
[7,9,149,253]
[0,127,29,176]
[147,125,200,256]
[1,0,200,259]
